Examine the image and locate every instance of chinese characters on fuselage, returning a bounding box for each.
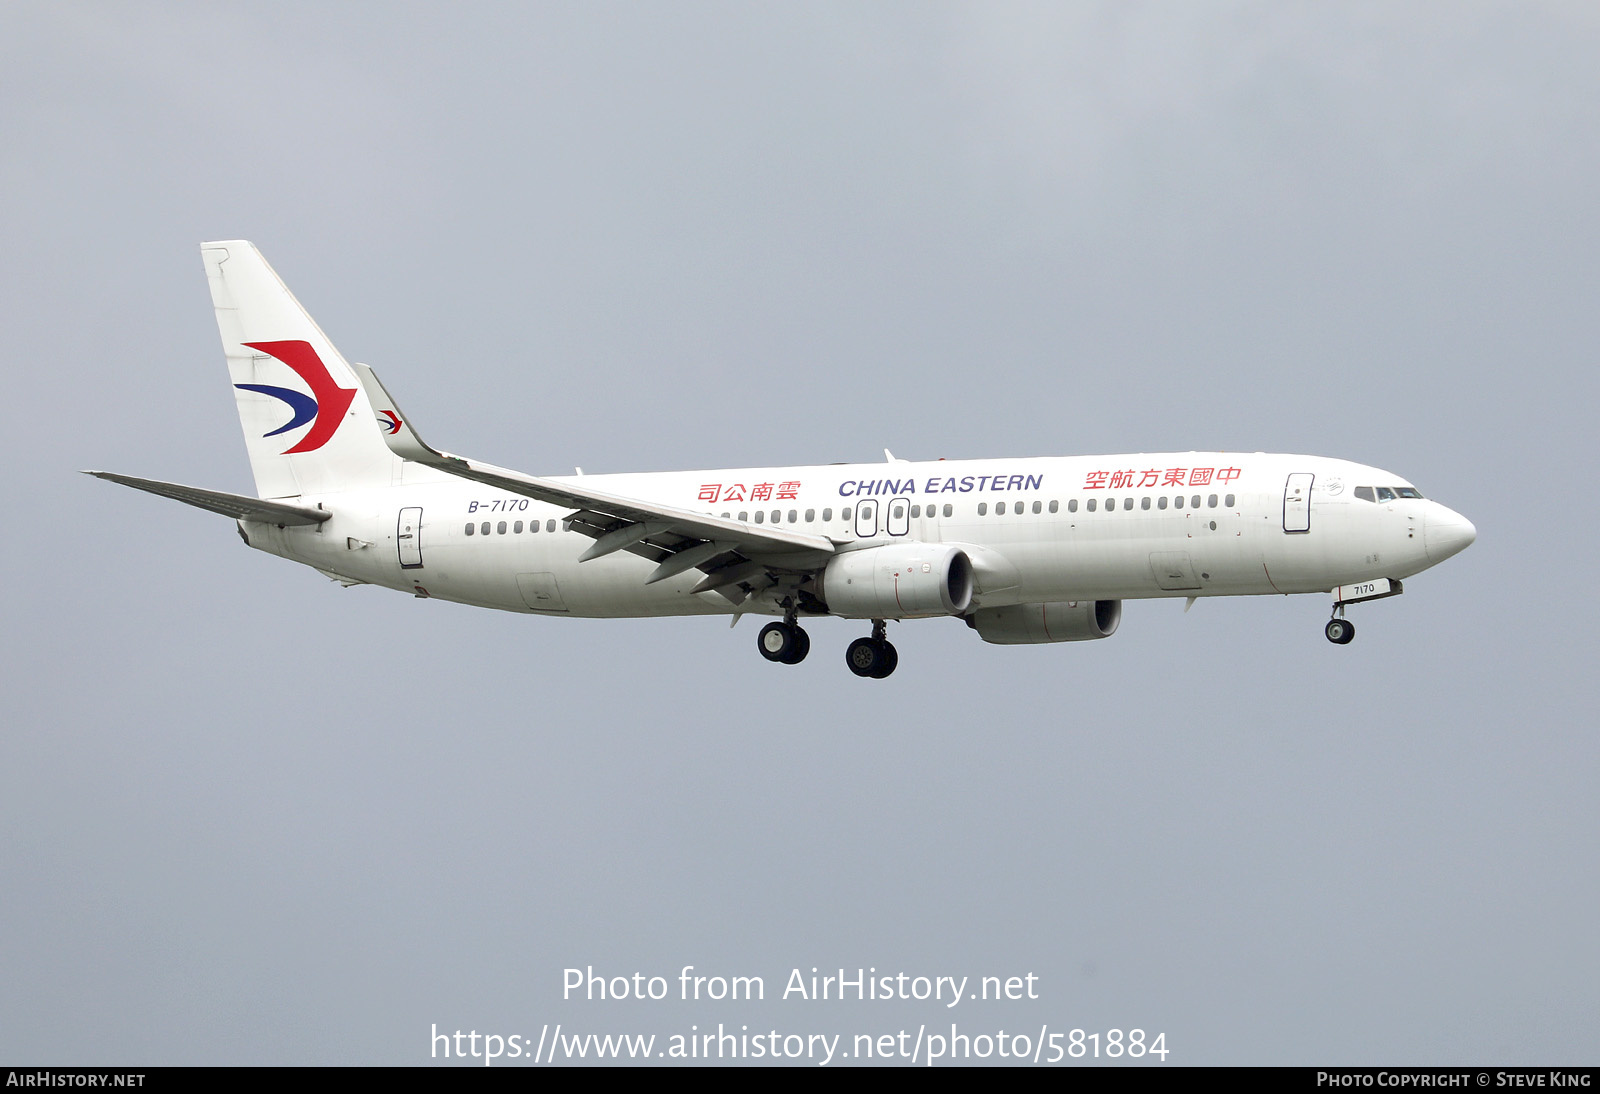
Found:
[694,466,1245,504]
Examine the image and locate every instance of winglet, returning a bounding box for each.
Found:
[350,361,459,467]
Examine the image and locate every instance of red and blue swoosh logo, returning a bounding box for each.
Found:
[235,340,355,454]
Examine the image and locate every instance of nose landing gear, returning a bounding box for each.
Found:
[1324,579,1402,644]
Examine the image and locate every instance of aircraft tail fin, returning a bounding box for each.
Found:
[203,241,400,499]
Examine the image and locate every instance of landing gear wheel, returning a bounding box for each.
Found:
[846,637,882,677]
[758,621,797,662]
[870,640,898,678]
[781,626,810,664]
[846,637,898,678]
[1325,618,1355,645]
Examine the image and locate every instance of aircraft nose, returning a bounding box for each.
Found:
[1424,503,1476,564]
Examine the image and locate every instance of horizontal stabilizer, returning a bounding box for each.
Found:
[84,471,331,526]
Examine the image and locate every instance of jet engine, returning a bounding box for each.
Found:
[966,600,1122,644]
[820,544,974,619]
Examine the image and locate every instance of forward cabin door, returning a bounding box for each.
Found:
[1283,473,1313,534]
[397,507,424,568]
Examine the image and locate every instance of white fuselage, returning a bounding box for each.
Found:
[92,242,1477,674]
[239,451,1473,620]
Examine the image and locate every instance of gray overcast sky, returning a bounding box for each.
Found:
[2,1,1595,1066]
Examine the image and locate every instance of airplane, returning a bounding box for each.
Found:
[88,241,1476,678]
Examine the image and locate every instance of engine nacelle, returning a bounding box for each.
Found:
[821,544,974,619]
[967,600,1122,645]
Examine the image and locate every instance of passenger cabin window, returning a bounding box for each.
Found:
[911,505,920,518]
[842,507,852,521]
[1208,494,1217,508]
[754,511,764,523]
[1068,499,1078,513]
[1225,494,1235,507]
[1141,497,1151,510]
[1158,496,1168,510]
[822,508,832,521]
[805,509,815,522]
[1123,497,1134,511]
[1033,500,1042,514]
[1086,498,1096,512]
[978,502,988,516]
[1174,495,1184,509]
[465,522,475,535]
[480,522,490,535]
[546,519,556,532]
[497,521,507,534]
[1049,500,1058,514]
[1190,495,1201,509]
[514,520,523,533]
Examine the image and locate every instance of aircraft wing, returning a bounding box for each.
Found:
[84,471,331,526]
[352,363,836,599]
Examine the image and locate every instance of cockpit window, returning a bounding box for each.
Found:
[1355,485,1422,502]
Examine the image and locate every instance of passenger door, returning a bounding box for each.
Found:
[397,506,424,568]
[1283,473,1313,534]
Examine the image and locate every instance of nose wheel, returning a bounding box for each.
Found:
[1325,617,1355,645]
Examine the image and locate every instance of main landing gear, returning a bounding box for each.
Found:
[757,620,810,664]
[757,601,810,665]
[845,620,898,679]
[756,609,898,678]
